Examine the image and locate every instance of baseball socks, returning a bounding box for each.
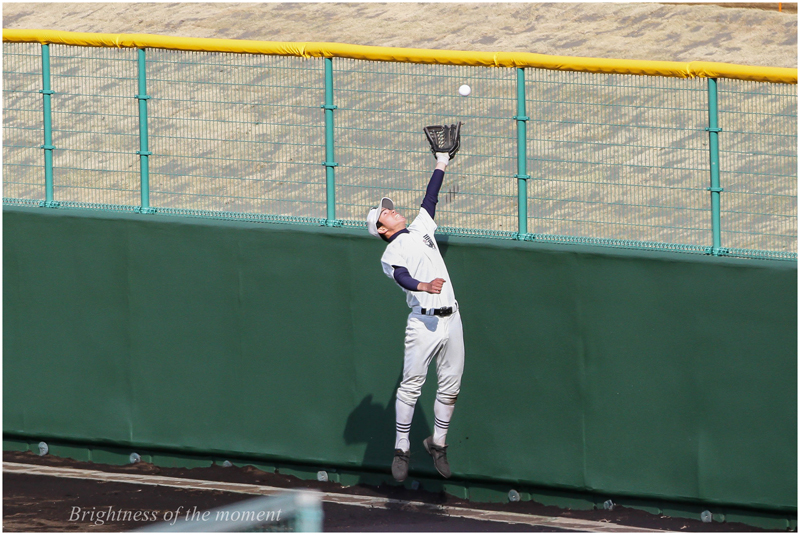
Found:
[433,399,455,446]
[392,398,414,482]
[395,398,415,452]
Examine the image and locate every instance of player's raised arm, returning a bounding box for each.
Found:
[421,157,447,219]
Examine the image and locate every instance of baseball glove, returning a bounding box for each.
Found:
[423,122,462,160]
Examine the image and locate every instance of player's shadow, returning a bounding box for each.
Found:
[343,375,432,492]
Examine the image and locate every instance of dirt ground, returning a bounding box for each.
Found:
[2,2,797,68]
[4,473,548,532]
[3,450,768,532]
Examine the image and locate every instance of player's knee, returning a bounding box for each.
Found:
[396,388,421,406]
[437,375,461,403]
[397,375,426,405]
[436,390,459,405]
[400,373,426,389]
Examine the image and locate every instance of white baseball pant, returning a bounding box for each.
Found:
[396,309,464,407]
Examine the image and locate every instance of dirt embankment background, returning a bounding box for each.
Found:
[2,2,797,68]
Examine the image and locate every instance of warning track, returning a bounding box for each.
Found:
[4,462,662,532]
[2,451,763,532]
[3,463,663,533]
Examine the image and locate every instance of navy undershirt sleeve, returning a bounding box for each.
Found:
[421,169,445,219]
[392,265,421,291]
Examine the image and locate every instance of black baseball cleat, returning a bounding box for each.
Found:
[392,449,410,482]
[423,436,451,478]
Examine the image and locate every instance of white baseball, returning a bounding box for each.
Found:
[458,84,471,97]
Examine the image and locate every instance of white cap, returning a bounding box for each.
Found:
[366,197,394,238]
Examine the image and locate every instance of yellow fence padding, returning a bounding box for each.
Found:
[3,29,797,84]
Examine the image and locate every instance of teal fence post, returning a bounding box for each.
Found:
[705,78,725,255]
[513,67,530,240]
[135,48,156,214]
[38,43,59,208]
[322,57,340,227]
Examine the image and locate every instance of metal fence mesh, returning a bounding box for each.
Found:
[527,71,710,250]
[147,51,326,221]
[3,42,44,202]
[334,60,517,234]
[49,45,140,208]
[718,80,797,256]
[3,41,796,259]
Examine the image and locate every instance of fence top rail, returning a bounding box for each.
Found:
[3,28,797,84]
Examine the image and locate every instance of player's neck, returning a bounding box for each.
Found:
[385,228,409,243]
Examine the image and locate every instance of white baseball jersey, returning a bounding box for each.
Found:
[380,207,457,310]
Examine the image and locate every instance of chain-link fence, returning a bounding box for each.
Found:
[3,38,796,259]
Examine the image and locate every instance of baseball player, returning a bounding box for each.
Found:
[365,130,464,483]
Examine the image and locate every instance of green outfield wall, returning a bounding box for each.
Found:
[3,206,797,516]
